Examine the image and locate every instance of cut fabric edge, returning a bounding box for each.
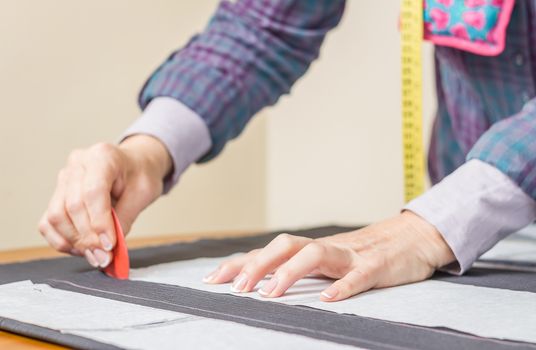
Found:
[0,316,120,350]
[41,276,536,350]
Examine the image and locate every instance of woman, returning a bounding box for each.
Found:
[38,0,536,301]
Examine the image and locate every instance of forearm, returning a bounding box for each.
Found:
[467,98,536,200]
[137,0,345,163]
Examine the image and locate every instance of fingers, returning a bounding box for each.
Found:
[233,234,312,293]
[64,165,112,267]
[203,236,383,302]
[203,233,312,291]
[203,234,384,302]
[40,139,168,269]
[38,144,123,268]
[203,215,443,302]
[258,242,354,298]
[84,249,100,268]
[44,175,79,245]
[320,268,377,302]
[203,249,260,284]
[82,156,119,251]
[38,217,74,254]
[64,166,95,245]
[222,234,311,293]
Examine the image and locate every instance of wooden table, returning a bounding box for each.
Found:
[0,230,257,349]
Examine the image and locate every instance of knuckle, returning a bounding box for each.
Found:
[47,209,65,226]
[356,267,373,282]
[83,182,107,201]
[274,233,296,250]
[90,144,120,168]
[65,198,84,214]
[92,142,115,154]
[305,241,327,256]
[246,249,261,257]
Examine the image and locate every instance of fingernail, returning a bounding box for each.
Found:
[99,234,113,251]
[93,249,110,268]
[321,286,339,300]
[258,277,278,297]
[203,268,220,283]
[84,249,99,268]
[230,273,248,293]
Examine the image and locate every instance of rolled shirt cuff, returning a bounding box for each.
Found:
[404,159,536,275]
[121,97,212,194]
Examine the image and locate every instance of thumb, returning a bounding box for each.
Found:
[113,187,153,235]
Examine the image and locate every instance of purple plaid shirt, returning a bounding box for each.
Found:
[124,0,536,273]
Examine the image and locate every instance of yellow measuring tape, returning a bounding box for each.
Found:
[400,0,425,203]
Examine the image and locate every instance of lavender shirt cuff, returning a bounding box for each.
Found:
[405,159,536,275]
[121,97,212,194]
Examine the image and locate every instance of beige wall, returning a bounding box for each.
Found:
[0,0,266,250]
[0,1,436,250]
[266,1,436,229]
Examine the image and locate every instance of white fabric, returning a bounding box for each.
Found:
[130,254,536,344]
[0,281,358,350]
[71,316,360,350]
[480,225,536,263]
[0,281,181,330]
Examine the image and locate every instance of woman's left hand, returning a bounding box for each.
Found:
[203,211,456,302]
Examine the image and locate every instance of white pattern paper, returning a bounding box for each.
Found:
[0,281,358,350]
[131,255,536,344]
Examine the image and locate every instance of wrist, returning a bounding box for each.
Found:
[401,211,456,269]
[119,134,173,181]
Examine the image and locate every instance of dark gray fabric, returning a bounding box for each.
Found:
[0,226,352,285]
[2,225,536,293]
[1,225,536,349]
[0,255,92,285]
[434,267,536,292]
[477,259,536,271]
[40,272,536,350]
[0,317,121,350]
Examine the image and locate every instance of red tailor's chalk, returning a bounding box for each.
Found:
[104,209,130,279]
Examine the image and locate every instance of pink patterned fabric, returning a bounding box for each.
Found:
[423,0,515,56]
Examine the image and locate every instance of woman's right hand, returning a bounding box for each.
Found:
[38,135,172,268]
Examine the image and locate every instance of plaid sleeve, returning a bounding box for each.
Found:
[139,0,345,162]
[467,98,536,200]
